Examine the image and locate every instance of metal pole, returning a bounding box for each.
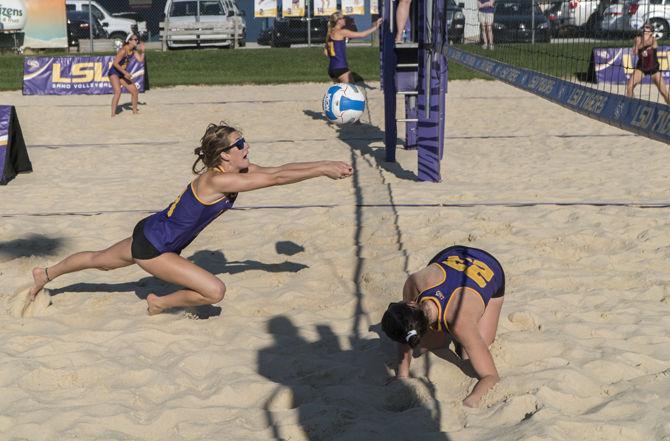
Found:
[88,0,93,53]
[307,0,312,47]
[531,0,535,44]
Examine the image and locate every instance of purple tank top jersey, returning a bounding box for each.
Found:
[143,182,236,254]
[327,37,348,70]
[418,246,505,333]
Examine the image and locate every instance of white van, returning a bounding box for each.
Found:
[163,0,246,48]
[65,0,137,41]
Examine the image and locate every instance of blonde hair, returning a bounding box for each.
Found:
[192,122,240,174]
[327,11,345,40]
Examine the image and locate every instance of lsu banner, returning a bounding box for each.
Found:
[0,105,31,185]
[283,0,305,16]
[313,0,337,16]
[593,46,670,84]
[0,106,9,178]
[342,0,365,15]
[22,56,146,95]
[255,0,277,17]
[371,0,379,15]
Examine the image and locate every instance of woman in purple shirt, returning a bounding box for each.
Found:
[25,123,353,315]
[324,11,382,83]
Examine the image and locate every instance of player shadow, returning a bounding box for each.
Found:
[48,246,308,318]
[115,101,148,115]
[258,316,451,440]
[302,109,418,181]
[0,234,66,262]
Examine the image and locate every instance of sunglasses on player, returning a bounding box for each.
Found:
[223,137,247,151]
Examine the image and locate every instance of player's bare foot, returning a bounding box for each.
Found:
[28,267,49,300]
[146,293,165,315]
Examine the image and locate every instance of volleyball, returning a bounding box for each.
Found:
[322,83,366,124]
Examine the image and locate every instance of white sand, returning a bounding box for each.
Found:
[1,80,669,441]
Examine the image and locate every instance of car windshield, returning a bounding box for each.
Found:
[82,4,104,20]
[200,1,224,15]
[171,1,197,16]
[496,1,540,14]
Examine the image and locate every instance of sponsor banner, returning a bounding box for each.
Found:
[282,0,305,17]
[24,0,67,49]
[342,0,364,15]
[0,106,10,178]
[255,0,277,17]
[371,0,379,15]
[593,47,670,84]
[22,56,146,95]
[447,46,670,144]
[313,0,337,16]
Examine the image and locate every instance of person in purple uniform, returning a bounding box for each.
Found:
[626,24,670,105]
[109,33,145,117]
[381,245,505,407]
[324,11,382,83]
[25,123,353,315]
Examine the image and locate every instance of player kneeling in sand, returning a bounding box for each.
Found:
[25,122,353,316]
[382,245,505,407]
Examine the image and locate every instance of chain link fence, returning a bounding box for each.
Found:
[62,0,377,52]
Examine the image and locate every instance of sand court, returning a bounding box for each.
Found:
[1,80,669,440]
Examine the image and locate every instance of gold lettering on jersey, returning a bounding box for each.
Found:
[443,256,494,288]
[167,190,186,218]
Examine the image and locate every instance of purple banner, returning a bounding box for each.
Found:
[594,46,670,84]
[22,56,146,95]
[0,106,10,178]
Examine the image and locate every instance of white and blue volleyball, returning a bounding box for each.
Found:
[322,83,366,124]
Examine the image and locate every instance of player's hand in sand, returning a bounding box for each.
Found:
[322,161,353,180]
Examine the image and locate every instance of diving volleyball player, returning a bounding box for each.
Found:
[25,123,353,315]
[110,33,144,117]
[382,245,505,407]
[324,12,382,83]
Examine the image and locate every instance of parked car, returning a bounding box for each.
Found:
[257,16,357,47]
[559,0,601,31]
[112,11,148,40]
[544,1,565,36]
[628,0,670,39]
[163,0,246,48]
[447,0,466,43]
[493,0,551,42]
[66,10,108,47]
[599,0,635,35]
[66,0,138,41]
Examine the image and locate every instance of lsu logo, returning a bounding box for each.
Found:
[434,290,445,301]
[51,62,110,83]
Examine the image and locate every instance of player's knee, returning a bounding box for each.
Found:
[205,281,226,304]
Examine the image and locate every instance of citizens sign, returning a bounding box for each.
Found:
[23,56,146,95]
[593,46,670,84]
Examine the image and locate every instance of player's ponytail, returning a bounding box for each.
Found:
[192,122,239,174]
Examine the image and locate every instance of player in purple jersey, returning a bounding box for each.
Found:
[110,33,145,117]
[381,245,505,407]
[25,122,353,315]
[324,11,381,83]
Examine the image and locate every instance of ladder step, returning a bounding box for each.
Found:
[397,63,419,68]
[397,118,419,122]
[396,42,419,49]
[397,91,418,95]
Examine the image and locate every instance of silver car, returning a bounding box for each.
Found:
[599,0,635,34]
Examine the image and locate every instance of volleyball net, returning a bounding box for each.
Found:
[444,0,670,143]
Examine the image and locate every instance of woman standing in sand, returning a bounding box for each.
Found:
[26,122,353,315]
[381,245,505,407]
[625,24,670,105]
[324,12,382,83]
[109,33,145,117]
